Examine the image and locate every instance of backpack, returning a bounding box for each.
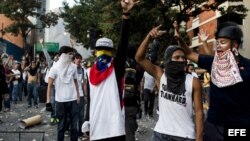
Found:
[124,58,137,99]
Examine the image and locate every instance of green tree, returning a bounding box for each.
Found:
[61,0,248,55]
[60,0,102,49]
[0,0,59,55]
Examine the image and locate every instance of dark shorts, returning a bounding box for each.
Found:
[152,131,195,141]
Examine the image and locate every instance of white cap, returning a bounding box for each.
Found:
[95,37,113,49]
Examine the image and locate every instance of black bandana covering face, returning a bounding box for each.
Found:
[164,46,186,95]
[165,61,186,95]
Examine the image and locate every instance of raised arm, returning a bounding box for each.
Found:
[198,29,213,55]
[135,25,164,81]
[114,0,140,75]
[173,21,199,63]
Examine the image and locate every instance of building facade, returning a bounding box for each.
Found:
[0,0,48,60]
[186,0,250,58]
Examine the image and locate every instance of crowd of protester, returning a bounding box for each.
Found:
[1,1,250,141]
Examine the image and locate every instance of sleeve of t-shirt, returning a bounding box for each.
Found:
[48,67,57,79]
[197,54,214,73]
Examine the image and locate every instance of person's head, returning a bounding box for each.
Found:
[215,21,243,55]
[73,53,82,66]
[94,37,114,70]
[95,37,114,58]
[58,46,76,56]
[58,46,76,63]
[164,45,186,75]
[164,45,187,95]
[31,61,36,69]
[186,63,195,74]
[13,61,21,70]
[165,45,186,64]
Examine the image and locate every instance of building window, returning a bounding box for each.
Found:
[193,28,199,37]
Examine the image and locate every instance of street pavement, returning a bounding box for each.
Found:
[0,97,159,141]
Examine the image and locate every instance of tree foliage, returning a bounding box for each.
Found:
[0,0,59,55]
[61,0,247,50]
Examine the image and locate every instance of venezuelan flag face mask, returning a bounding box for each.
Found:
[95,50,112,71]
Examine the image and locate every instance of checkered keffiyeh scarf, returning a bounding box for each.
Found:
[211,49,243,88]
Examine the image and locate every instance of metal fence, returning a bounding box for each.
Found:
[0,131,45,141]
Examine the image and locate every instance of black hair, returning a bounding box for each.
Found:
[165,45,185,64]
[186,63,195,73]
[58,46,76,55]
[73,53,82,60]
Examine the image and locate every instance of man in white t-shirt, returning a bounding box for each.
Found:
[142,71,156,117]
[46,46,80,141]
[73,53,87,138]
[11,62,21,104]
[186,63,198,78]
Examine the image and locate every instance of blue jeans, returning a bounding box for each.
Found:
[18,82,23,101]
[12,84,19,102]
[3,93,11,109]
[27,83,38,106]
[4,84,12,108]
[56,100,78,141]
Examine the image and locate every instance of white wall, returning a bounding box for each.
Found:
[239,0,250,58]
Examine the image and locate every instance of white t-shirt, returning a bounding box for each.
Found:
[75,65,86,97]
[191,72,198,78]
[154,73,195,139]
[143,72,155,90]
[12,69,21,85]
[48,62,78,102]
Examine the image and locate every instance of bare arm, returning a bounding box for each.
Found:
[193,77,204,141]
[135,25,164,82]
[3,57,10,68]
[46,77,54,103]
[173,21,199,63]
[24,65,31,71]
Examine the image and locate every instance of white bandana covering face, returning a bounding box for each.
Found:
[55,53,73,84]
[211,49,243,88]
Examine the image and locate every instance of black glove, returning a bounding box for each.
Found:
[46,103,53,112]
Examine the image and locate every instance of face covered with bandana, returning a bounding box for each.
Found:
[164,46,187,95]
[211,38,243,87]
[95,49,112,71]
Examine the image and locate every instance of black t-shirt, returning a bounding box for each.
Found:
[198,54,250,125]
